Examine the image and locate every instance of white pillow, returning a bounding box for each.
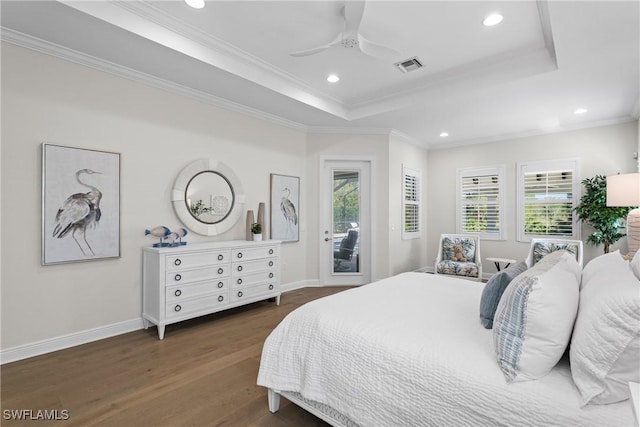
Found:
[570,254,640,405]
[581,250,627,290]
[630,249,640,281]
[493,251,581,382]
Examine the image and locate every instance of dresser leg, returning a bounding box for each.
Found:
[157,325,165,340]
[275,295,281,306]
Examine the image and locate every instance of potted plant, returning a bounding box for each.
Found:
[251,222,262,241]
[574,174,631,253]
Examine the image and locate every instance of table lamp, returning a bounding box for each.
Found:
[607,173,640,256]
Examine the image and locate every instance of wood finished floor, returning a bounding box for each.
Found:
[1,286,350,427]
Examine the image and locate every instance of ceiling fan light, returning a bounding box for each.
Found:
[185,0,205,9]
[483,13,503,27]
[327,74,340,83]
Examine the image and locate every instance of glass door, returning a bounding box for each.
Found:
[331,170,360,274]
[320,159,371,286]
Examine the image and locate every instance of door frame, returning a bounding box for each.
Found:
[319,155,376,286]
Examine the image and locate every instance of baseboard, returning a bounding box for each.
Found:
[1,276,424,364]
[0,318,143,365]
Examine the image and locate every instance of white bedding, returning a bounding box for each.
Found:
[257,272,635,426]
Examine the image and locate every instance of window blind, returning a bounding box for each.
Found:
[403,167,421,239]
[459,173,501,236]
[523,171,574,236]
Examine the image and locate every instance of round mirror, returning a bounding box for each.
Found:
[185,171,234,224]
[172,159,245,236]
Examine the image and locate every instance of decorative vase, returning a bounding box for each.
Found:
[253,234,263,242]
[257,202,265,240]
[246,210,254,241]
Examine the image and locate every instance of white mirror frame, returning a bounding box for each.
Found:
[172,159,246,236]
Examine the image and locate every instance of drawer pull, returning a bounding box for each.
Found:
[217,281,224,289]
[269,272,274,278]
[174,305,182,312]
[174,274,182,282]
[269,249,274,255]
[218,295,224,302]
[237,278,243,285]
[218,268,224,275]
[237,252,243,259]
[237,291,243,298]
[174,258,182,266]
[237,265,243,272]
[218,254,224,261]
[174,289,182,297]
[269,284,274,290]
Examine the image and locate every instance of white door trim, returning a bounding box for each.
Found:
[319,155,376,285]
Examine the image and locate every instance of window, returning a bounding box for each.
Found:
[402,166,421,239]
[517,159,580,242]
[456,166,506,240]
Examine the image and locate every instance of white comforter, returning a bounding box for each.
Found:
[257,272,635,427]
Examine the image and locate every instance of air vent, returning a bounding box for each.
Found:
[394,57,423,73]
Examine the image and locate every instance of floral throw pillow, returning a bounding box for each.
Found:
[532,242,578,265]
[441,237,476,263]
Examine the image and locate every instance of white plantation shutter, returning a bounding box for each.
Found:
[517,159,580,241]
[403,166,421,239]
[457,166,506,240]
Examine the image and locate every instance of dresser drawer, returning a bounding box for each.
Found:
[231,283,278,303]
[166,293,228,320]
[166,250,229,270]
[232,246,278,262]
[232,258,277,275]
[166,279,227,302]
[165,265,229,285]
[231,270,278,288]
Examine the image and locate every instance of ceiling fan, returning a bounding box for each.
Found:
[290,1,400,60]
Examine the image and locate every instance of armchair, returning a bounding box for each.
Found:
[435,234,482,281]
[525,238,584,268]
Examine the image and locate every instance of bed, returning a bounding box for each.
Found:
[257,272,635,426]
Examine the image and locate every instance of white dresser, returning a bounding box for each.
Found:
[142,240,281,339]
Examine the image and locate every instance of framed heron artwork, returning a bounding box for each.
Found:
[270,174,299,243]
[42,143,121,265]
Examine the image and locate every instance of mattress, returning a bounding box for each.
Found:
[257,272,635,426]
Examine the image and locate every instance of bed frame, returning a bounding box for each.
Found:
[268,388,355,427]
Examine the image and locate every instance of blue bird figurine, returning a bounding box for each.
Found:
[175,228,188,245]
[145,226,171,247]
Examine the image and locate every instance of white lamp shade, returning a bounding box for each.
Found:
[607,173,640,207]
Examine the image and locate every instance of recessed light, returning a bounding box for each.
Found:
[574,108,588,115]
[440,132,449,138]
[327,74,340,83]
[185,0,205,9]
[483,13,503,27]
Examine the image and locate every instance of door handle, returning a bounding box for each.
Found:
[324,237,330,242]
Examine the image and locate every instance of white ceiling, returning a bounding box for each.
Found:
[1,0,638,148]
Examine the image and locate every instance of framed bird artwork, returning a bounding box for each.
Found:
[42,143,120,265]
[270,174,299,243]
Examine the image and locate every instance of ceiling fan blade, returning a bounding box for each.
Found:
[289,34,342,57]
[358,34,401,60]
[290,45,331,57]
[343,1,365,36]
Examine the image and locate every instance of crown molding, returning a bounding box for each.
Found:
[1,28,308,132]
[57,0,350,120]
[428,116,638,151]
